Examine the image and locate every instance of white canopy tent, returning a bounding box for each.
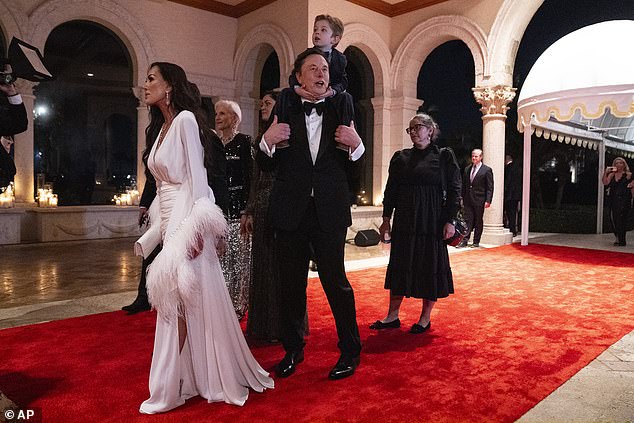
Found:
[517,20,634,245]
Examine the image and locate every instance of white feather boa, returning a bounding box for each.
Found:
[146,197,227,322]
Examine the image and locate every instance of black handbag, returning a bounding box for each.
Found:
[354,229,381,247]
[446,211,468,247]
[439,148,468,246]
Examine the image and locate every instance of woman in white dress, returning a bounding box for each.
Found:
[135,62,273,414]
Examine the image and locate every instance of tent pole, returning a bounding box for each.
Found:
[597,140,605,234]
[521,122,532,246]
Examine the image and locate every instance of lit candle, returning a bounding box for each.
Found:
[50,195,58,207]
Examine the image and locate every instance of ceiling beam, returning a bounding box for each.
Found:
[168,0,450,18]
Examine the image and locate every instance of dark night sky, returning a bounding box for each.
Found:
[416,0,634,162]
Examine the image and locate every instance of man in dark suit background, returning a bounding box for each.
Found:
[258,48,363,381]
[460,148,494,248]
[504,154,521,237]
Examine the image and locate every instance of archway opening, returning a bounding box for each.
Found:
[344,46,374,206]
[417,40,481,169]
[35,20,136,205]
[257,50,280,133]
[510,0,634,234]
[260,51,280,94]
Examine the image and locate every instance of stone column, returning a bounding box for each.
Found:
[13,80,36,204]
[472,85,516,246]
[372,96,421,206]
[132,87,148,192]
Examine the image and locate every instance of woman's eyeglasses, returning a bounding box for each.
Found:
[406,124,426,134]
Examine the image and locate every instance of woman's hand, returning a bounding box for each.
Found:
[379,219,391,243]
[443,222,456,240]
[187,234,204,259]
[239,214,252,240]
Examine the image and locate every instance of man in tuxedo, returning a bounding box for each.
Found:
[258,48,363,380]
[503,154,521,237]
[460,148,493,248]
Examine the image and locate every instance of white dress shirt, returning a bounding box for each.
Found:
[470,163,481,182]
[7,94,23,105]
[260,99,364,161]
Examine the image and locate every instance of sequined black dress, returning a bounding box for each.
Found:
[220,132,252,319]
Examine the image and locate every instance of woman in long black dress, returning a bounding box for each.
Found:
[214,99,252,319]
[370,113,461,334]
[244,90,282,341]
[602,157,633,247]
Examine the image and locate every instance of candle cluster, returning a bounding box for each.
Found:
[0,184,15,209]
[113,188,140,206]
[37,187,58,208]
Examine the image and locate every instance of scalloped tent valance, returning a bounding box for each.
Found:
[516,20,634,246]
[517,20,634,132]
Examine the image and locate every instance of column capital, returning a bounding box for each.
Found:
[131,86,146,106]
[472,85,516,117]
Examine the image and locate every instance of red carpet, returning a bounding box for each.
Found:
[1,244,633,422]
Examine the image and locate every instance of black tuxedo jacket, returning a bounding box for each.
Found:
[0,100,28,136]
[463,163,494,206]
[257,89,358,232]
[288,48,348,94]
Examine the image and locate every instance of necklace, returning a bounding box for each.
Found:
[220,130,238,145]
[157,118,174,147]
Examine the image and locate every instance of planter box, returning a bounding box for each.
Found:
[0,208,26,245]
[27,206,142,242]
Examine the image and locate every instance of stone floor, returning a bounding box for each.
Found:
[1,231,633,422]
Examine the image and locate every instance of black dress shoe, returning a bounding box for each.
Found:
[369,318,400,330]
[122,301,151,314]
[276,350,304,378]
[409,322,431,334]
[328,354,360,380]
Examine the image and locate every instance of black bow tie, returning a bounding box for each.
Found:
[303,101,325,116]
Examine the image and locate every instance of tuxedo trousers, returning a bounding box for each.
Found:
[275,198,361,356]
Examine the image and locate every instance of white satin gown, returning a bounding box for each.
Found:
[137,111,273,414]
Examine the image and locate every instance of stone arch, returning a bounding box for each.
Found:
[487,0,544,85]
[234,23,294,99]
[391,15,487,98]
[0,1,27,42]
[337,23,391,98]
[26,0,156,87]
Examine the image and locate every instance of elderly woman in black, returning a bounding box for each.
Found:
[214,100,253,319]
[370,113,461,334]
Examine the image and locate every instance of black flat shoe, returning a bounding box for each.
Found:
[369,318,400,330]
[328,354,360,380]
[276,350,304,378]
[409,322,431,334]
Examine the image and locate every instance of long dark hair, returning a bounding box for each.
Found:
[143,62,215,176]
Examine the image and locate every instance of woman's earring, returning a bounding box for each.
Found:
[166,91,171,106]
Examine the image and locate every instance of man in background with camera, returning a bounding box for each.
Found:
[0,58,28,136]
